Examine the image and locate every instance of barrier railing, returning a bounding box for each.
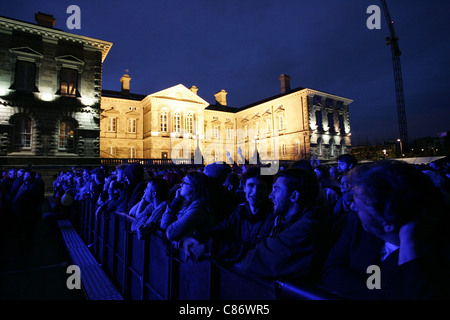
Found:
[69,198,341,300]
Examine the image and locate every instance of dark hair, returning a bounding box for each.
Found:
[240,165,273,188]
[149,177,169,201]
[350,160,443,229]
[291,160,314,174]
[337,154,358,167]
[275,168,319,206]
[184,171,209,202]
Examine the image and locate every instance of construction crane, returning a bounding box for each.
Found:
[380,0,409,148]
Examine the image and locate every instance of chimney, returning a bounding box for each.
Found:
[214,89,227,106]
[190,85,198,95]
[120,74,131,96]
[279,74,291,94]
[35,12,55,28]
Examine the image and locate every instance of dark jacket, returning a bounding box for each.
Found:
[110,163,147,213]
[240,202,331,281]
[195,201,275,262]
[321,211,450,300]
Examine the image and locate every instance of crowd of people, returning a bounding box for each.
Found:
[1,154,450,299]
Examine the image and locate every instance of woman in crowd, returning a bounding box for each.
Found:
[160,171,216,245]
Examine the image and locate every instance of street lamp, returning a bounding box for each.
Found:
[397,139,403,157]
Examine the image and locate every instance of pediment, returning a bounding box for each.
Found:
[274,105,285,113]
[241,116,249,123]
[125,110,140,116]
[104,108,120,114]
[252,112,260,119]
[149,84,209,106]
[10,46,43,57]
[55,55,84,64]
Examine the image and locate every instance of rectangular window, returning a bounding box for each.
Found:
[174,113,181,133]
[160,112,168,132]
[339,115,345,133]
[328,113,334,131]
[213,126,220,139]
[14,118,32,149]
[226,127,233,140]
[109,146,116,157]
[266,119,271,132]
[128,118,136,133]
[15,60,36,91]
[278,115,285,130]
[107,117,117,132]
[315,110,323,129]
[129,147,136,158]
[60,68,78,96]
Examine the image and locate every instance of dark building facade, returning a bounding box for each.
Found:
[0,13,112,160]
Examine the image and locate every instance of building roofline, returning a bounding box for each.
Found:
[0,15,113,62]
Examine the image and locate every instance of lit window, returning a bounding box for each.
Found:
[185,113,193,134]
[174,112,181,133]
[109,146,116,157]
[13,117,32,149]
[60,68,78,96]
[213,126,220,139]
[226,127,233,140]
[278,115,285,130]
[128,118,136,133]
[160,109,168,132]
[281,143,287,156]
[59,121,75,151]
[129,147,136,158]
[295,141,300,154]
[266,119,271,132]
[107,117,117,132]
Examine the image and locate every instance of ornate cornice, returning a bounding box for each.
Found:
[0,16,112,62]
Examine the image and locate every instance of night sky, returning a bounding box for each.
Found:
[2,0,450,145]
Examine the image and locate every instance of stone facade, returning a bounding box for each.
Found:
[0,13,112,158]
[100,74,353,164]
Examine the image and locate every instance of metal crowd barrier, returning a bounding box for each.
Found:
[69,198,341,300]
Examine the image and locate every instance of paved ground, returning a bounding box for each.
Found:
[0,202,85,300]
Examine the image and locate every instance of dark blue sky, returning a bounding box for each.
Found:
[3,0,450,144]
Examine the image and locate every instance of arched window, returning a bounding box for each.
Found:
[329,139,335,157]
[59,120,76,151]
[13,116,32,150]
[317,138,323,156]
[160,109,168,132]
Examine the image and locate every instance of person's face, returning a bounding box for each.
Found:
[269,177,293,216]
[8,170,15,179]
[340,175,354,201]
[337,161,349,173]
[244,177,270,209]
[314,169,321,179]
[143,182,154,202]
[23,172,32,182]
[17,169,24,178]
[351,186,386,238]
[179,177,196,203]
[117,170,124,181]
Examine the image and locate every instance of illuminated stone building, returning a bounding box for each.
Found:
[101,74,353,164]
[0,13,112,159]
